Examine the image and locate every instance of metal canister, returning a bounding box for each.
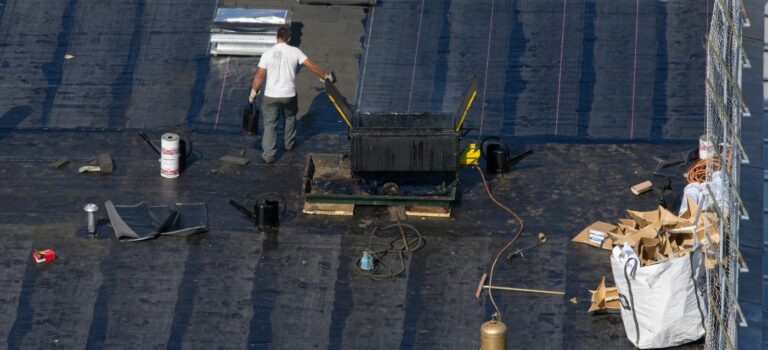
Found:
[480,318,507,350]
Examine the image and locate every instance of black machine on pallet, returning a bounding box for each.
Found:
[325,77,478,185]
[350,112,459,184]
[301,78,479,214]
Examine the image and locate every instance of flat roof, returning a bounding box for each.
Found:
[0,0,762,348]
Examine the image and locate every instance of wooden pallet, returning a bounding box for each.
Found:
[405,205,452,218]
[302,202,355,216]
[302,202,451,218]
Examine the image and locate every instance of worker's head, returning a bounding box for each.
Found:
[276,27,291,43]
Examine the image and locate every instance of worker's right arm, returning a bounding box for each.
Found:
[252,68,266,94]
[250,68,266,102]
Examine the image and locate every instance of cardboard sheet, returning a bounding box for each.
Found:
[588,276,620,313]
[572,221,617,250]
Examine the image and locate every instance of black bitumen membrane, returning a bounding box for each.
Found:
[0,0,763,349]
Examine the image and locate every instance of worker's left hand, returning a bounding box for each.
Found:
[323,71,337,84]
[249,88,260,103]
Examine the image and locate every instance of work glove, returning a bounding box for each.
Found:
[322,71,337,84]
[249,88,260,103]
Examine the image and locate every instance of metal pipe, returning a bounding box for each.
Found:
[84,204,98,234]
[483,286,565,295]
[482,285,565,296]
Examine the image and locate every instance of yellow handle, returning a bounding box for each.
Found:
[455,90,477,132]
[327,93,352,129]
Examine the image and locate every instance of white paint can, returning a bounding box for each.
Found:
[699,134,713,160]
[160,133,180,178]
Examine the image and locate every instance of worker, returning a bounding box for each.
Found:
[250,26,335,164]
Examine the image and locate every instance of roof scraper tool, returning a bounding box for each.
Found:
[474,272,564,300]
[138,131,161,155]
[228,200,258,224]
[454,76,480,132]
[324,79,353,129]
[506,232,546,260]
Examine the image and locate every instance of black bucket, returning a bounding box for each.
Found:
[481,137,511,173]
[242,102,259,136]
[255,200,280,228]
[228,195,285,230]
[480,136,533,173]
[485,143,510,173]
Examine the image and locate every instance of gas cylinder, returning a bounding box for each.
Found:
[479,318,507,350]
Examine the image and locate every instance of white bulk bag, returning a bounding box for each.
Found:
[610,244,707,348]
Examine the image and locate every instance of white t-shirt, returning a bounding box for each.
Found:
[258,43,308,98]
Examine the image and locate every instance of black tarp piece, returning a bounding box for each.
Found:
[355,0,710,141]
[105,201,208,242]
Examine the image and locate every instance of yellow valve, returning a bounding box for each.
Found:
[459,143,480,167]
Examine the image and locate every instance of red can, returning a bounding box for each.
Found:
[32,249,56,263]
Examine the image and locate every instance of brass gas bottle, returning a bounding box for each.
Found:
[479,318,507,350]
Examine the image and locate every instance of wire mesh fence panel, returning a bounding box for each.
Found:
[704,0,748,348]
